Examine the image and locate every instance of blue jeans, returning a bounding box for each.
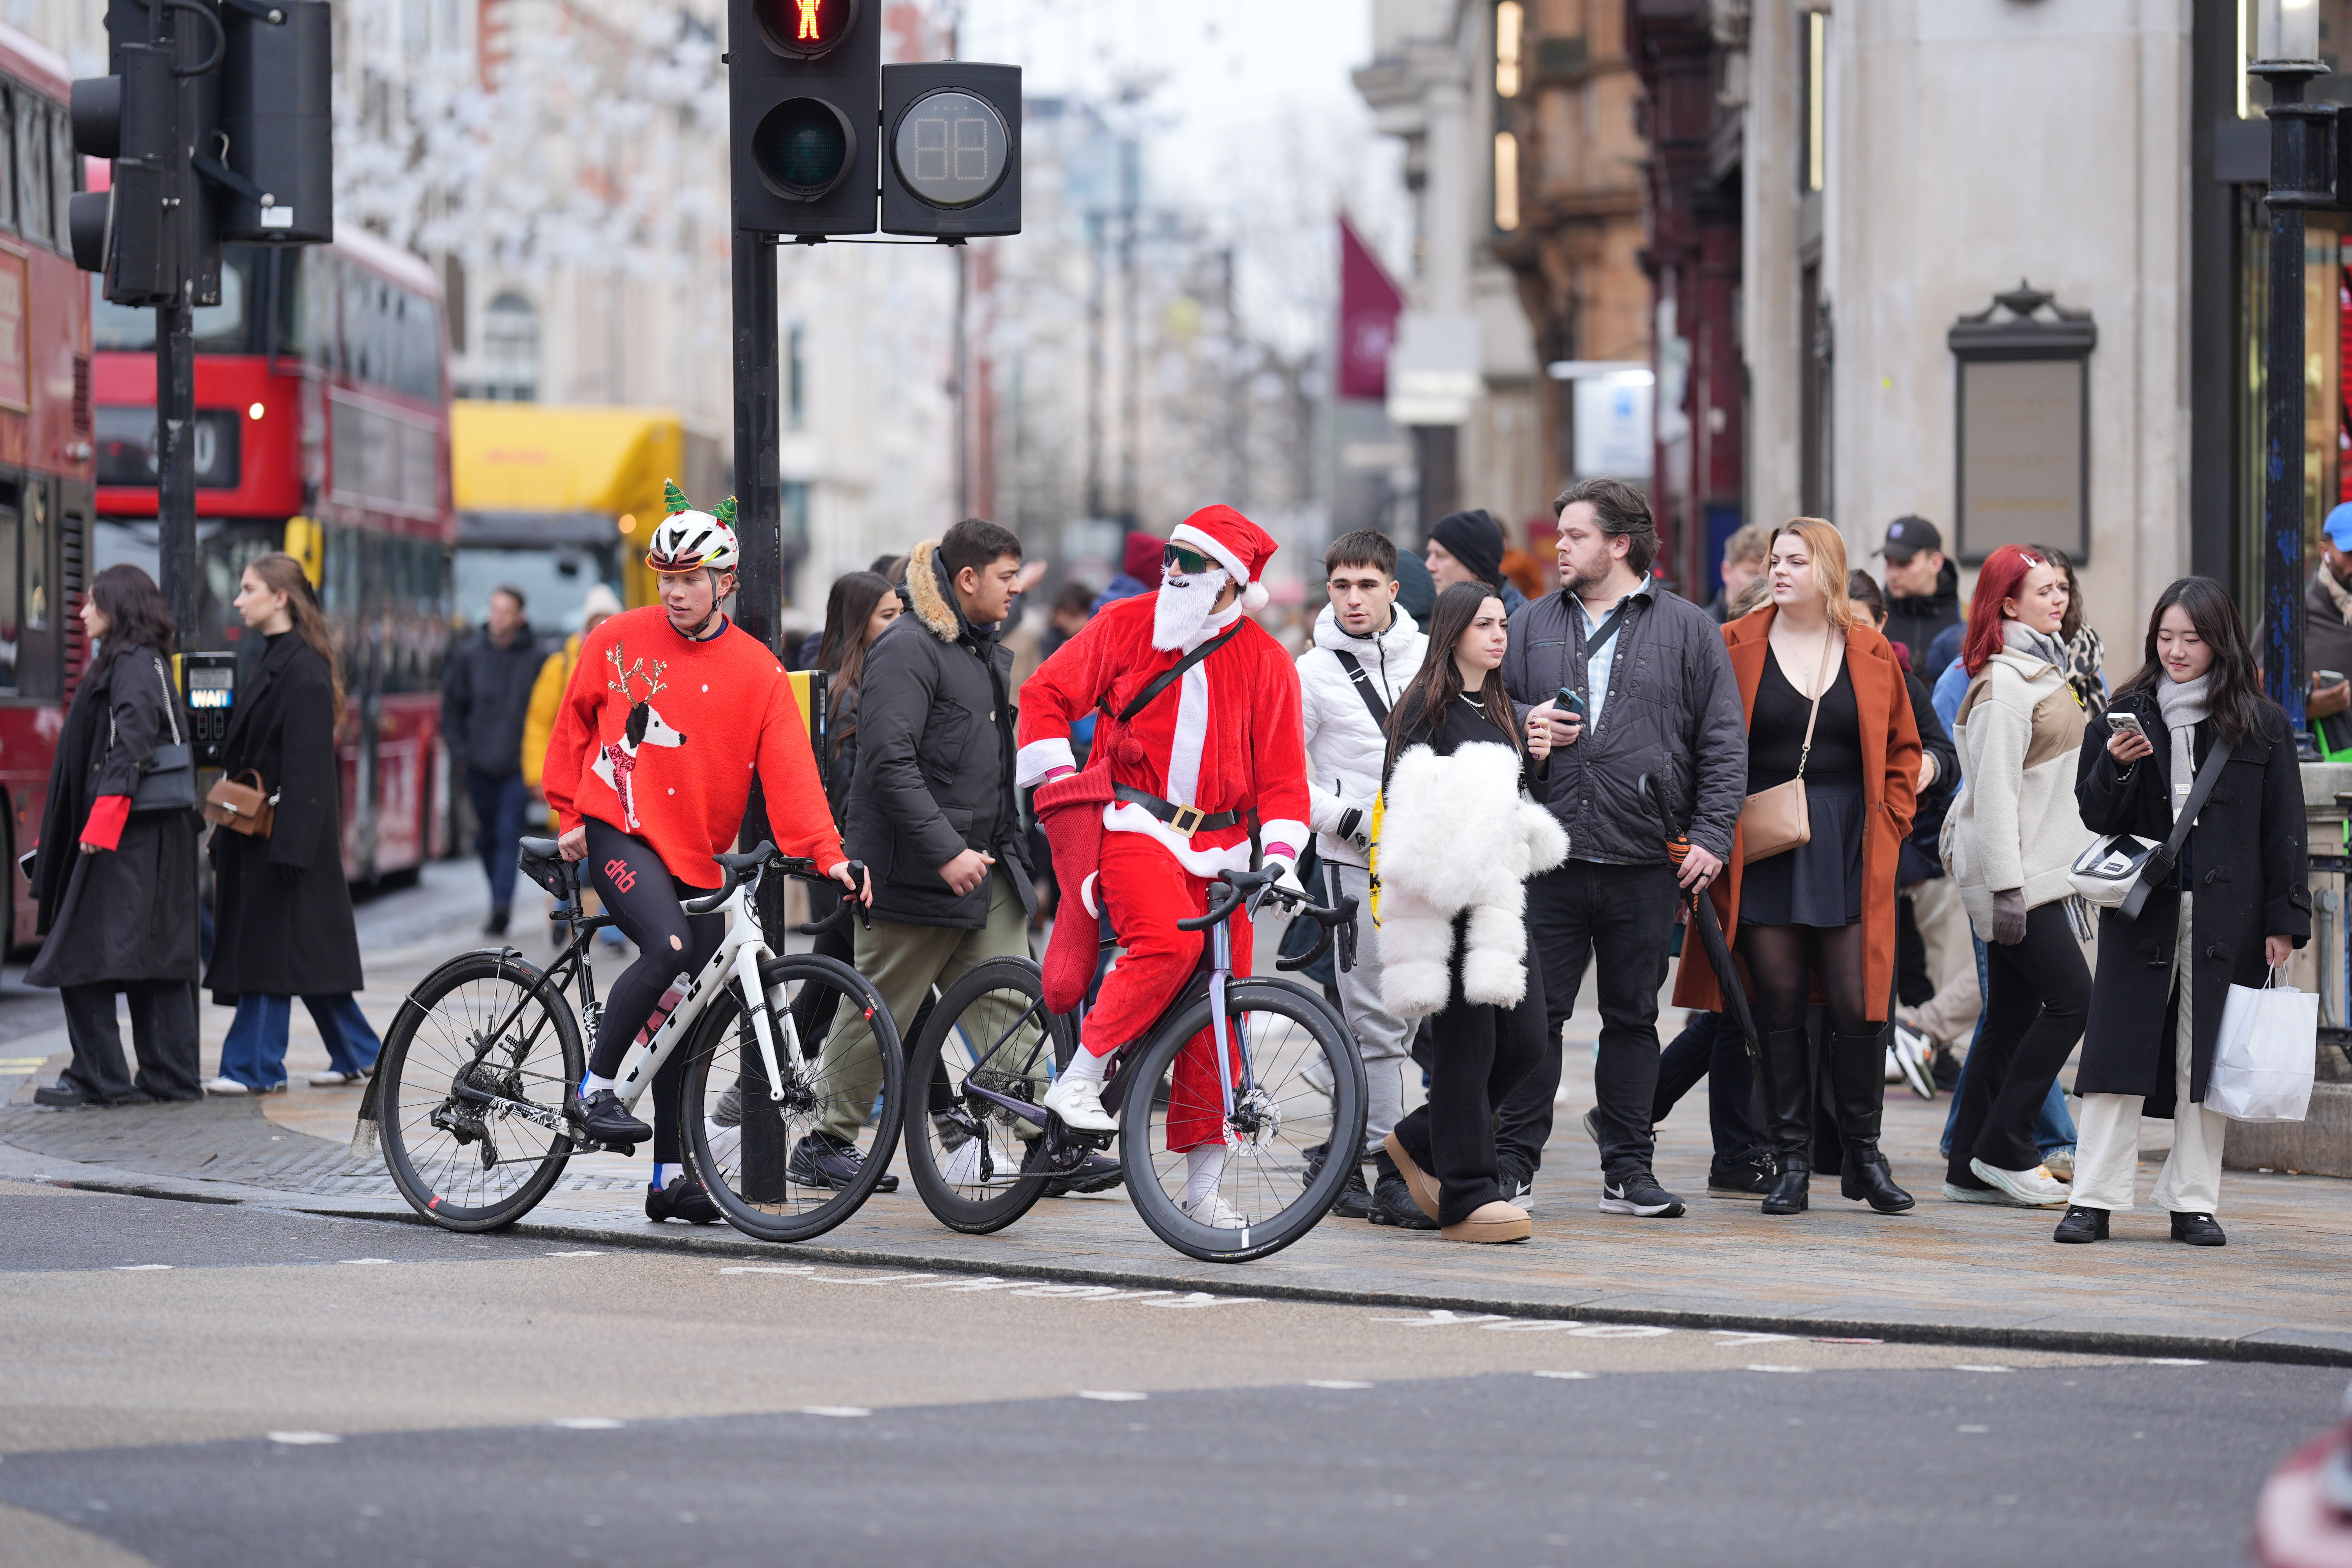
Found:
[218,994,383,1088]
[1651,1011,1760,1160]
[466,766,530,912]
[1940,935,2076,1159]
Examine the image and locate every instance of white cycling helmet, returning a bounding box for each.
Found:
[648,481,740,575]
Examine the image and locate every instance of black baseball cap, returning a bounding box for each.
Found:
[1878,516,1942,562]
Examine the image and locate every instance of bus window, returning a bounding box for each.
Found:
[0,84,14,234]
[49,104,71,246]
[15,89,48,247]
[24,480,47,633]
[0,489,18,693]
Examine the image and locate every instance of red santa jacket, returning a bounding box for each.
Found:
[1016,593,1310,878]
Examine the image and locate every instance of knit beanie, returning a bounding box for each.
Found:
[1428,509,1506,590]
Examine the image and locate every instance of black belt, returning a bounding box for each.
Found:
[1113,785,1242,837]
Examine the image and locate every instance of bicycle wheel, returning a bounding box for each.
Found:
[904,956,1077,1234]
[682,952,904,1244]
[378,949,584,1232]
[1121,978,1365,1263]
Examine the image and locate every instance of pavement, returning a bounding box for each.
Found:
[4,859,2351,1368]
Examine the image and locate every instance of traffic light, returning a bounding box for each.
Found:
[880,62,1020,239]
[66,0,193,302]
[214,0,332,242]
[728,0,880,236]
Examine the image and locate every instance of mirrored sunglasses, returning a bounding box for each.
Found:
[1162,545,1219,578]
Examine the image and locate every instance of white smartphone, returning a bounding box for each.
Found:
[2107,711,2149,744]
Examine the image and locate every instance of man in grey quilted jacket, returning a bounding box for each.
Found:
[1498,479,1747,1219]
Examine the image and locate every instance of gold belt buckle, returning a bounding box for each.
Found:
[1168,803,1206,837]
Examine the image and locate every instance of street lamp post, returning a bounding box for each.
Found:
[2252,0,2333,753]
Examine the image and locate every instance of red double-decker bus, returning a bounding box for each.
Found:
[91,227,456,885]
[0,23,95,951]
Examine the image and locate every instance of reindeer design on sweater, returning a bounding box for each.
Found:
[592,645,688,830]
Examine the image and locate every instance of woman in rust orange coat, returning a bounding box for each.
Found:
[1672,519,1921,1216]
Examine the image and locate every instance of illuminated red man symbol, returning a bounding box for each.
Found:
[795,0,820,40]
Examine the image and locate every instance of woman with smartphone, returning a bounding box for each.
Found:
[2058,579,2308,1246]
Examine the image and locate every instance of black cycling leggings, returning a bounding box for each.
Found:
[584,819,724,1163]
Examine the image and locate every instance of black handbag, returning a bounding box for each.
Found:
[108,654,198,815]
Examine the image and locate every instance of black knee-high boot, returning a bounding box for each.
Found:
[1830,1031,1915,1213]
[1759,1028,1811,1215]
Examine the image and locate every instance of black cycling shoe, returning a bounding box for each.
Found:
[567,1088,651,1148]
[786,1131,901,1193]
[1045,1151,1125,1196]
[646,1173,721,1224]
[1367,1170,1437,1230]
[1706,1149,1775,1197]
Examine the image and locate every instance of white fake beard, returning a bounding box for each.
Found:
[1151,569,1231,651]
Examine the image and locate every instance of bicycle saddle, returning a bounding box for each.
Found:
[518,835,561,860]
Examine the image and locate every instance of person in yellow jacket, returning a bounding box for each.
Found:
[522,584,623,794]
[523,585,623,945]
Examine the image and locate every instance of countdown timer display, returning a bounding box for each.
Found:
[890,89,1011,209]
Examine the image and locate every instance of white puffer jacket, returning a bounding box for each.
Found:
[1296,603,1428,869]
[1376,741,1569,1018]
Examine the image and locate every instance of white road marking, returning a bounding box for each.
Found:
[720,1265,815,1275]
[1480,1320,1580,1331]
[1958,1424,1989,1433]
[1746,1365,1809,1374]
[112,1264,172,1271]
[800,1406,871,1419]
[1533,1371,1595,1380]
[544,1251,604,1258]
[1953,1365,2012,1373]
[267,1431,341,1445]
[550,1418,626,1430]
[1709,1331,1795,1346]
[714,1267,1255,1309]
[1567,1324,1672,1339]
[338,1259,391,1266]
[1305,1380,1374,1390]
[1078,1390,1148,1402]
[1371,1310,1508,1328]
[2148,1357,2207,1366]
[1812,1336,1884,1345]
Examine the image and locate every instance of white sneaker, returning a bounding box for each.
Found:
[1041,1073,1116,1132]
[308,1068,371,1087]
[1183,1192,1244,1228]
[937,1136,985,1186]
[1889,1023,1938,1101]
[1968,1158,2071,1207]
[203,1076,250,1096]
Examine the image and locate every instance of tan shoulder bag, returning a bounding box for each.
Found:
[1739,626,1835,865]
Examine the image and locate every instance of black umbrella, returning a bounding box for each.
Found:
[1637,774,1761,1067]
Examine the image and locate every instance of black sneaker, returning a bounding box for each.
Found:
[1330,1166,1375,1219]
[646,1173,721,1224]
[1367,1170,1437,1230]
[484,905,511,937]
[1706,1149,1775,1198]
[566,1088,651,1149]
[786,1131,901,1193]
[1045,1150,1125,1196]
[1598,1170,1686,1218]
[33,1079,92,1109]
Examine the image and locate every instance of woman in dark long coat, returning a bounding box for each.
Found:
[204,553,380,1094]
[2059,578,2309,1247]
[26,565,202,1106]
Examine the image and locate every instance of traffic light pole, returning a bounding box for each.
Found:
[156,296,200,644]
[731,227,782,654]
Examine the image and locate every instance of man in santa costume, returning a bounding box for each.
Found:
[1017,505,1312,1225]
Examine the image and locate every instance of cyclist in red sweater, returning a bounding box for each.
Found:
[542,486,866,1221]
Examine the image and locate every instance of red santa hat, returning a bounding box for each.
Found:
[1168,505,1278,613]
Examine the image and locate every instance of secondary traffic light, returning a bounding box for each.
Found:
[214,0,332,242]
[729,0,880,237]
[880,62,1020,239]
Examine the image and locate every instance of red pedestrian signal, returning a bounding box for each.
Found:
[756,0,856,59]
[730,0,877,234]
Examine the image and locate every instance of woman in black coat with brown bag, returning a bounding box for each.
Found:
[204,553,379,1094]
[26,565,202,1106]
[2058,577,2309,1247]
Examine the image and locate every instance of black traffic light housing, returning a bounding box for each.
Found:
[728,0,880,237]
[880,62,1020,239]
[212,0,333,242]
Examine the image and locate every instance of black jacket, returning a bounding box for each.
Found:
[1501,579,1748,865]
[2073,702,2310,1113]
[1882,561,1961,670]
[846,538,1034,928]
[205,632,366,998]
[26,646,200,987]
[1900,665,1960,882]
[441,622,543,777]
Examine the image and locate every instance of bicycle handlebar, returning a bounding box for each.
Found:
[678,842,871,931]
[1174,869,1359,973]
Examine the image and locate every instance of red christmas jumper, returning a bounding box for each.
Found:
[543,606,843,888]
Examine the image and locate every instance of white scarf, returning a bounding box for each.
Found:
[2154,671,2212,824]
[1152,568,1237,651]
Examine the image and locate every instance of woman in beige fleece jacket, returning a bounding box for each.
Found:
[1943,545,2096,1208]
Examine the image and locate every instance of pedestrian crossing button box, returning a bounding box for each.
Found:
[181,651,238,767]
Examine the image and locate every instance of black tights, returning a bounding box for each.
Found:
[584,819,724,1164]
[1738,922,1871,1039]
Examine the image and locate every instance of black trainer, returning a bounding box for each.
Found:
[646,1173,721,1224]
[1045,1150,1125,1196]
[1597,1170,1686,1218]
[2052,1204,2109,1244]
[1706,1149,1774,1198]
[1330,1166,1375,1219]
[1367,1170,1437,1230]
[786,1131,901,1193]
[2169,1210,2226,1247]
[568,1088,651,1149]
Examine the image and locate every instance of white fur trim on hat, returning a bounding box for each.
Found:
[1170,521,1251,588]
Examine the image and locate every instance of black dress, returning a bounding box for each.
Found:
[1740,646,1865,927]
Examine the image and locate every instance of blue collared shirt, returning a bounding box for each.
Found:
[1575,594,1632,731]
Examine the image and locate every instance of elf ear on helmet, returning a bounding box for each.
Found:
[648,480,741,575]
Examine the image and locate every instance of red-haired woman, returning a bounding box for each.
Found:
[1671,519,1921,1216]
[1942,544,2097,1208]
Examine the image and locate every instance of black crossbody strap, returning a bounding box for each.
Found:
[1558,599,1630,701]
[1332,650,1390,726]
[2160,735,2233,858]
[1105,621,1244,724]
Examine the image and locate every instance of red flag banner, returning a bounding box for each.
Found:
[1338,215,1404,401]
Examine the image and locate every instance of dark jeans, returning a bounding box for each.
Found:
[60,981,202,1102]
[1496,860,1680,1183]
[1391,914,1549,1226]
[466,766,530,912]
[1945,901,2091,1184]
[1651,1011,1759,1161]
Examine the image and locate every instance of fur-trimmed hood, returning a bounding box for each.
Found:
[905,537,964,642]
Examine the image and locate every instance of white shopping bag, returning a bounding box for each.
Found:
[2204,973,2319,1122]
